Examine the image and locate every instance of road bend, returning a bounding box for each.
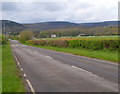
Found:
[11,40,118,92]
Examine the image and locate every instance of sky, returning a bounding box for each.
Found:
[1,0,119,23]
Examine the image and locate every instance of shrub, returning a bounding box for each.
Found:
[2,35,8,45]
[19,30,33,43]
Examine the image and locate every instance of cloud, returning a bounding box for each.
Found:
[2,2,19,11]
[1,0,119,23]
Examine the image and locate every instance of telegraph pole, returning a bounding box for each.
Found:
[3,21,7,43]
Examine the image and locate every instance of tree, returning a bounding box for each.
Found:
[19,30,33,43]
[1,34,8,45]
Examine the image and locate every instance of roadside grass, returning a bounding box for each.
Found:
[2,42,26,92]
[25,43,118,62]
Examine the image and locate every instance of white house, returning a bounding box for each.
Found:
[51,34,57,38]
[77,34,86,37]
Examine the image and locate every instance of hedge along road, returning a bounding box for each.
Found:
[11,40,118,92]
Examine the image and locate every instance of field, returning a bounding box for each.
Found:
[38,36,118,40]
[2,42,26,92]
[25,36,119,62]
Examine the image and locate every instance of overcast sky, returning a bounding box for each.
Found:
[1,0,119,23]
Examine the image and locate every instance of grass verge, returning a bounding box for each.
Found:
[25,43,118,62]
[2,42,26,92]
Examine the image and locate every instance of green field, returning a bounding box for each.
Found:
[2,42,26,92]
[37,36,118,40]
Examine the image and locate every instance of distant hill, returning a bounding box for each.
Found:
[0,20,119,36]
[23,21,119,32]
[80,21,119,27]
[23,21,79,32]
[1,20,25,34]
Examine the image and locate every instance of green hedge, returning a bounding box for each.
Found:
[69,39,119,50]
[30,40,69,47]
[29,39,119,50]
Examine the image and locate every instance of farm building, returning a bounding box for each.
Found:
[51,34,57,38]
[77,34,86,37]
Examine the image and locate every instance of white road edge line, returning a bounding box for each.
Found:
[20,68,23,71]
[75,55,118,66]
[17,61,20,66]
[12,49,36,93]
[82,57,118,66]
[12,49,21,67]
[26,79,36,94]
[49,49,118,65]
[23,73,27,77]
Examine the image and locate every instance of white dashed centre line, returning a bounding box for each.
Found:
[46,56,53,59]
[72,65,102,78]
[34,51,38,54]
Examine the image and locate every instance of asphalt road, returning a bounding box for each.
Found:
[11,40,118,92]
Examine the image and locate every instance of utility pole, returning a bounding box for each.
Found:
[3,21,7,43]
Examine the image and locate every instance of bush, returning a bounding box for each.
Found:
[19,30,33,43]
[2,35,8,45]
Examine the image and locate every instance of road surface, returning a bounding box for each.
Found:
[11,40,118,92]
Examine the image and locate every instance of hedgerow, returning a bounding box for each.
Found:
[29,39,119,50]
[30,40,69,47]
[69,39,119,50]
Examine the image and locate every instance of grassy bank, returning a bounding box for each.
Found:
[25,43,118,62]
[2,42,26,92]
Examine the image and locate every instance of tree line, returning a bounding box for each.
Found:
[38,25,118,38]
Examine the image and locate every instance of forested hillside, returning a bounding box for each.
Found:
[38,25,118,38]
[24,21,79,32]
[1,20,119,37]
[1,20,25,35]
